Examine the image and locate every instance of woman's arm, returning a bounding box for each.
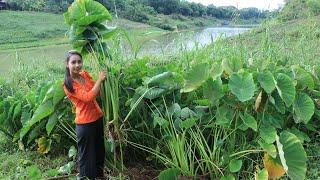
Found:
[70,71,107,102]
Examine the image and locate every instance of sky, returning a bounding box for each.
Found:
[187,0,286,10]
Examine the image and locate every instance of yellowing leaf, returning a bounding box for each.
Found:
[263,153,286,179]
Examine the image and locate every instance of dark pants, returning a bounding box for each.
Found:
[76,117,105,179]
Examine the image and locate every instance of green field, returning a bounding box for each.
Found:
[0,1,319,179]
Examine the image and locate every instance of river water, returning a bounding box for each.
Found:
[137,26,251,56]
[0,26,251,74]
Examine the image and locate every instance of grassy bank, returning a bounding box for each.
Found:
[224,15,320,67]
[0,10,167,51]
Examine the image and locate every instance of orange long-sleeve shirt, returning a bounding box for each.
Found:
[63,70,103,124]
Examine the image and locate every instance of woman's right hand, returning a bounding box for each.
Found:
[98,71,107,81]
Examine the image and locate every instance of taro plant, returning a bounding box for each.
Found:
[176,57,317,179]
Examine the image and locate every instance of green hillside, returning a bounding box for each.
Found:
[0,10,166,50]
[227,15,320,67]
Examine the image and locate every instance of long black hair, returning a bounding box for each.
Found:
[64,50,82,93]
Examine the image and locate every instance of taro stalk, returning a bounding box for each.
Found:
[63,0,123,172]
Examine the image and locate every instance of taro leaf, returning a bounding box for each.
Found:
[27,120,47,144]
[52,81,65,107]
[12,102,22,121]
[277,131,307,180]
[203,77,224,106]
[258,141,277,158]
[38,83,52,103]
[180,118,196,129]
[288,127,311,143]
[211,62,223,79]
[229,72,255,102]
[293,93,314,124]
[263,153,286,179]
[46,112,58,135]
[275,73,296,107]
[259,123,277,144]
[220,175,235,180]
[137,86,166,100]
[168,103,181,118]
[68,145,77,158]
[291,66,314,90]
[180,107,196,119]
[65,0,112,26]
[27,165,41,180]
[20,100,54,140]
[101,27,119,40]
[145,72,173,86]
[158,168,180,180]
[20,109,31,126]
[271,91,286,114]
[58,162,75,175]
[266,114,284,129]
[153,116,169,128]
[222,57,243,75]
[37,137,52,154]
[258,71,276,94]
[216,105,233,126]
[255,168,268,180]
[240,112,257,131]
[229,159,243,172]
[180,63,209,93]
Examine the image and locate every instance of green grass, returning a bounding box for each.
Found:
[0,10,69,50]
[226,16,320,67]
[0,133,71,179]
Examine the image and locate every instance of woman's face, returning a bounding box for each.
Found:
[67,54,83,75]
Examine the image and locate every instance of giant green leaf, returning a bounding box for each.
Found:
[258,141,277,158]
[258,71,276,94]
[203,77,224,105]
[291,66,314,90]
[259,123,277,144]
[46,112,58,135]
[180,107,196,119]
[276,131,307,180]
[181,63,209,93]
[20,100,54,140]
[145,72,173,86]
[222,57,243,75]
[65,0,111,26]
[241,112,257,131]
[210,62,223,79]
[270,92,286,114]
[52,81,65,107]
[180,118,196,129]
[293,93,314,124]
[275,73,295,107]
[229,72,255,102]
[215,105,233,126]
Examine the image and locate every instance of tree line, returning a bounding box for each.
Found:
[6,0,273,21]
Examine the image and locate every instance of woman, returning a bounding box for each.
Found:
[63,50,107,179]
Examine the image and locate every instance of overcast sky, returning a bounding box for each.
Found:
[187,0,286,10]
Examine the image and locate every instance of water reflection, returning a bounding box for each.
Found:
[137,27,251,56]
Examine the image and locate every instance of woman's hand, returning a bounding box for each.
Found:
[98,71,107,81]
